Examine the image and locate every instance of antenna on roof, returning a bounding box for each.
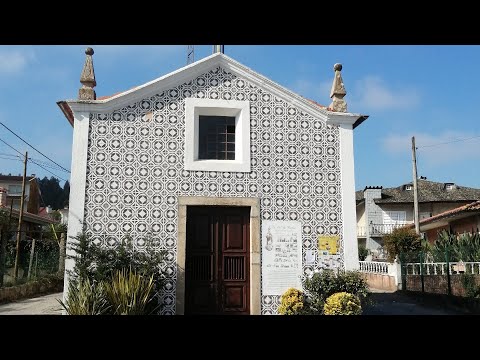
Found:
[213,45,224,54]
[187,45,194,65]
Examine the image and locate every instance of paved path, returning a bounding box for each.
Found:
[363,290,465,315]
[0,292,63,315]
[0,290,468,315]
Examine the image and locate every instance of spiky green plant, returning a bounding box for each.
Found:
[104,268,158,315]
[430,230,480,263]
[58,278,110,315]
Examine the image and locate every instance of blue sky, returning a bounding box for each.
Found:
[0,45,478,190]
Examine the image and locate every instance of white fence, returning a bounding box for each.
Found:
[359,261,389,274]
[405,261,480,275]
[359,260,480,292]
[359,260,401,289]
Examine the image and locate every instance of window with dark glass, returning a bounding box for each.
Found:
[198,116,235,160]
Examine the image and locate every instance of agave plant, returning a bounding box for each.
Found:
[104,268,158,315]
[58,278,111,315]
[430,230,457,262]
[429,230,480,263]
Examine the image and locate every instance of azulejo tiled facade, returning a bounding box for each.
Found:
[83,67,343,315]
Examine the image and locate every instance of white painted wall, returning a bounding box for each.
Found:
[62,111,90,306]
[339,123,358,270]
[356,202,365,228]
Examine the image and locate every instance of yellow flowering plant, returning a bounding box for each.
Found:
[323,292,362,315]
[278,288,305,315]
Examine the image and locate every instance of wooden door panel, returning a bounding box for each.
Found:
[190,284,216,313]
[223,285,247,312]
[192,214,212,251]
[189,255,214,281]
[224,215,245,251]
[185,206,250,315]
[223,256,246,280]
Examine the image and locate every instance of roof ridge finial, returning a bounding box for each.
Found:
[78,47,96,100]
[329,63,347,112]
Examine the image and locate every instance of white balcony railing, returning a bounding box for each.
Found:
[359,261,389,274]
[357,223,412,238]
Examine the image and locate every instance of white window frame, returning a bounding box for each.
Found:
[405,185,412,191]
[382,210,407,225]
[8,184,22,195]
[184,98,250,172]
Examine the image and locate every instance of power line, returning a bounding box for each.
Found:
[0,152,21,158]
[29,159,68,182]
[0,155,22,162]
[417,135,480,149]
[28,157,69,173]
[0,120,70,173]
[0,137,23,156]
[0,136,68,181]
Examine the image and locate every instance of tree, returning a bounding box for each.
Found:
[62,181,70,208]
[38,177,70,210]
[383,227,422,262]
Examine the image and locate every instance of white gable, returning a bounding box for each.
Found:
[60,53,366,128]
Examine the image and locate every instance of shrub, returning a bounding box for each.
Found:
[383,227,422,262]
[278,288,304,315]
[67,231,165,293]
[104,269,158,315]
[302,269,369,314]
[63,229,166,315]
[323,292,362,315]
[358,244,369,261]
[59,277,110,315]
[461,273,480,298]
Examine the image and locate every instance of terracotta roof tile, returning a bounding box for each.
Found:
[356,180,480,204]
[406,200,480,228]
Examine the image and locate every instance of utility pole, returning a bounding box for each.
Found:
[411,137,420,235]
[14,151,28,281]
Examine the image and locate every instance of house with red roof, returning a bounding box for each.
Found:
[356,179,480,256]
[411,200,480,242]
[0,174,41,214]
[57,46,368,315]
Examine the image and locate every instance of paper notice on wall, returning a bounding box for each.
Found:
[262,220,303,295]
[318,235,339,255]
[305,249,316,265]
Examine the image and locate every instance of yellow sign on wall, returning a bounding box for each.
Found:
[318,235,339,255]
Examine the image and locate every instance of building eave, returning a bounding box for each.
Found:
[411,200,480,231]
[326,112,369,129]
[1,206,58,225]
[57,52,369,126]
[57,100,74,127]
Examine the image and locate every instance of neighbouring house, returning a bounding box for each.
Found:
[0,187,57,232]
[0,187,58,284]
[412,200,480,242]
[57,46,368,315]
[0,174,41,214]
[356,179,480,256]
[38,206,68,225]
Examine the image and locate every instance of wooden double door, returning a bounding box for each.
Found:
[185,206,250,315]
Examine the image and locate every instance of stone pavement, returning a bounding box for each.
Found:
[0,292,63,315]
[0,289,469,315]
[363,289,466,315]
